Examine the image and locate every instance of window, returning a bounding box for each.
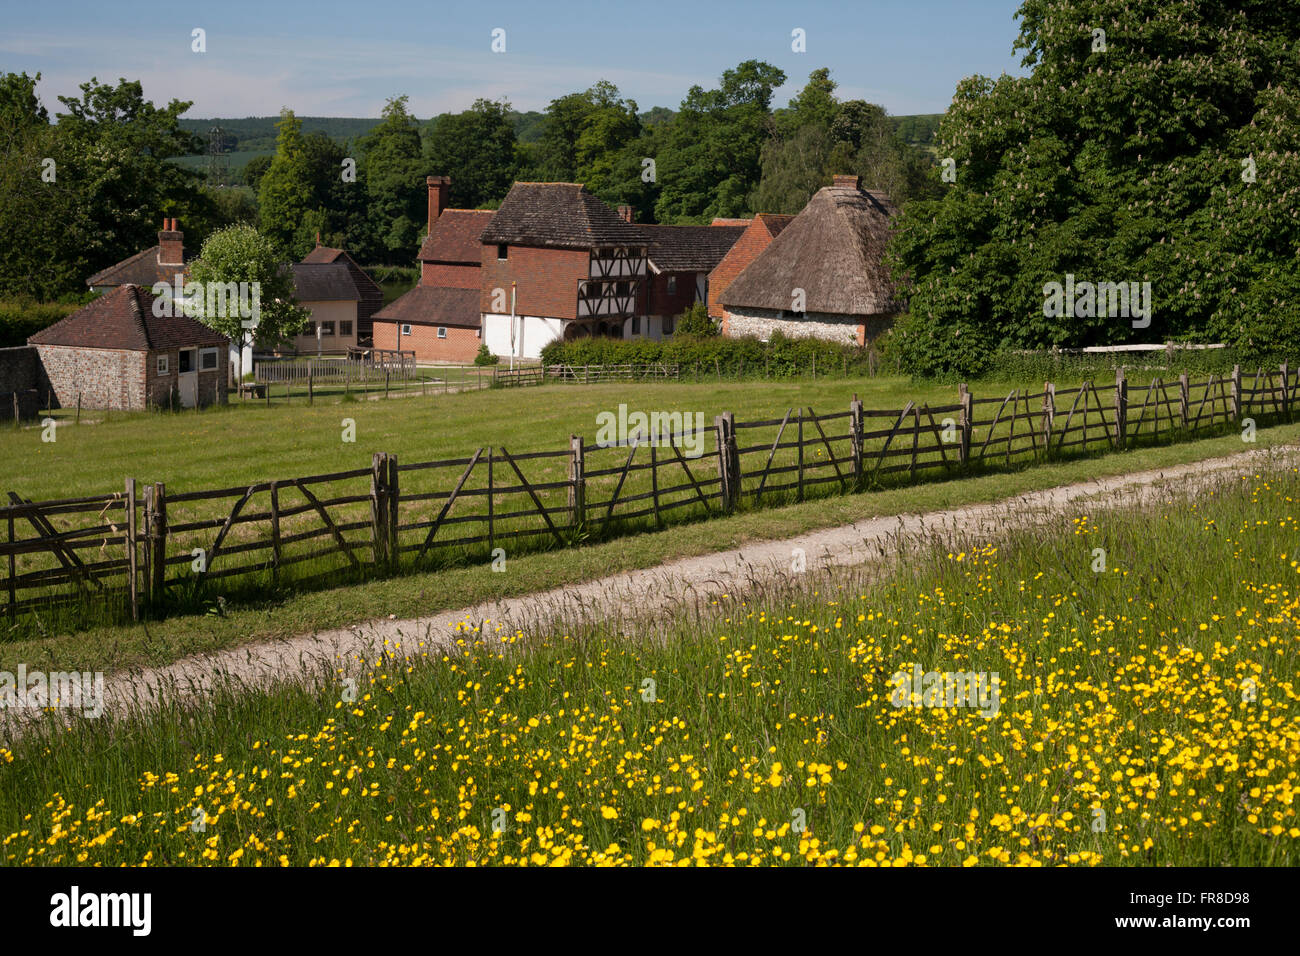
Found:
[319,321,335,336]
[156,355,169,375]
[340,321,353,337]
[401,324,412,336]
[497,244,508,260]
[200,347,219,371]
[616,280,630,298]
[666,276,677,295]
[630,317,640,335]
[178,349,194,374]
[437,327,447,339]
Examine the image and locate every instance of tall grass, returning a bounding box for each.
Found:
[3,463,1296,866]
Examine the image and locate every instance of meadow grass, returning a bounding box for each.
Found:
[2,463,1296,866]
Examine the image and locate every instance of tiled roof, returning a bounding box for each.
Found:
[86,245,191,288]
[756,212,796,238]
[292,263,360,302]
[480,183,639,250]
[373,286,480,328]
[29,284,228,351]
[418,210,495,264]
[639,224,747,273]
[710,218,753,227]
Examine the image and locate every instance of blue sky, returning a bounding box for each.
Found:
[3,0,1029,118]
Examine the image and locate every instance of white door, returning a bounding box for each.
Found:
[177,348,198,408]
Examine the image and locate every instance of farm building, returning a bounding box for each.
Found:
[28,283,229,410]
[719,175,901,346]
[707,213,795,332]
[636,223,748,338]
[300,243,384,346]
[479,182,649,359]
[372,176,492,363]
[86,218,190,294]
[289,262,362,354]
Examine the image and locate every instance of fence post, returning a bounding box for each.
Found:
[487,448,495,553]
[270,480,281,580]
[716,412,739,512]
[569,435,585,529]
[1115,369,1127,450]
[1281,362,1291,421]
[148,482,166,603]
[387,454,400,571]
[958,383,973,468]
[371,452,388,568]
[308,371,314,406]
[1043,383,1056,455]
[125,477,138,621]
[1231,364,1242,421]
[796,409,804,501]
[6,507,14,620]
[1178,373,1189,430]
[850,396,863,489]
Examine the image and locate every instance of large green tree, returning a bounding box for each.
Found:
[654,60,787,222]
[357,96,426,259]
[889,0,1300,376]
[423,98,517,210]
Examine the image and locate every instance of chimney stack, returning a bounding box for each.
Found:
[158,217,184,266]
[832,174,861,190]
[427,175,450,233]
[617,204,634,223]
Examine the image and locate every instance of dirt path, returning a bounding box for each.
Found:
[6,443,1297,736]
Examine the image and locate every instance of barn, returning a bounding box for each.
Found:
[29,284,229,410]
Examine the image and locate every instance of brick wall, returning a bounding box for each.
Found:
[35,345,146,409]
[709,220,771,322]
[479,244,588,320]
[421,261,481,289]
[144,347,227,408]
[643,271,699,322]
[725,307,894,347]
[374,321,482,363]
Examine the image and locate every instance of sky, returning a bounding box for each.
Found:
[3,0,1030,119]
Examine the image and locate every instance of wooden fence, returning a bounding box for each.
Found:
[545,364,681,383]
[4,363,1295,622]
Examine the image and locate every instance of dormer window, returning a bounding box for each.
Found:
[497,244,508,261]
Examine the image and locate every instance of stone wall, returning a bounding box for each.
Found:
[724,307,895,347]
[33,345,146,410]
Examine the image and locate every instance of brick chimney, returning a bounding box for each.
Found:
[158,218,184,265]
[617,204,634,223]
[832,174,861,190]
[427,176,450,233]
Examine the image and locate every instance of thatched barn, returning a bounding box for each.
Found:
[719,175,901,346]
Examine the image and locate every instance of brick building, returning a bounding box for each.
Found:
[719,176,901,346]
[706,213,795,333]
[28,284,229,410]
[86,218,191,294]
[373,176,493,362]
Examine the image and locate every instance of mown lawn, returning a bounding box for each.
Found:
[3,464,1296,866]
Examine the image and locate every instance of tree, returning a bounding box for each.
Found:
[186,224,309,382]
[242,154,272,191]
[257,110,316,255]
[358,96,426,259]
[674,302,718,336]
[423,98,517,209]
[654,60,787,222]
[889,0,1300,375]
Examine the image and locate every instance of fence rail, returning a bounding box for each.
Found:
[4,363,1295,622]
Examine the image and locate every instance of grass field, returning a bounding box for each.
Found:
[2,373,1296,671]
[3,463,1295,866]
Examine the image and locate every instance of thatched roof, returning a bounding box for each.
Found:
[720,184,900,316]
[480,183,639,249]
